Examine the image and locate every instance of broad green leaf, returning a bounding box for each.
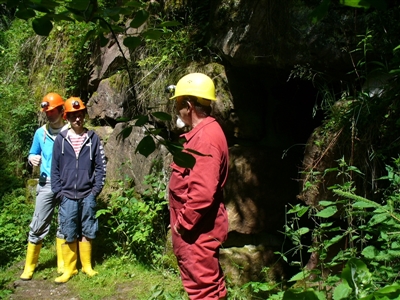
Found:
[173,151,196,169]
[309,0,330,23]
[362,245,377,259]
[135,115,149,126]
[288,270,310,282]
[68,0,91,10]
[15,8,36,20]
[373,284,400,295]
[283,289,326,300]
[296,227,310,236]
[110,24,125,33]
[125,1,145,8]
[116,125,133,140]
[99,33,109,47]
[147,128,162,136]
[287,204,308,214]
[32,17,53,36]
[136,135,156,157]
[353,201,376,208]
[50,12,75,22]
[333,282,352,300]
[143,29,163,40]
[319,200,335,206]
[130,10,149,28]
[152,111,172,121]
[315,206,338,218]
[368,213,388,226]
[157,21,181,27]
[123,36,141,50]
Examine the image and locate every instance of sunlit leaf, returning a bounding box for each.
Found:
[136,135,156,157]
[332,282,352,300]
[288,270,310,282]
[315,206,337,218]
[32,17,53,36]
[130,10,149,28]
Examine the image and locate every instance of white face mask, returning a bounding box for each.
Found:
[176,115,186,128]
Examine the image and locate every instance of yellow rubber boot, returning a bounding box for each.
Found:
[56,238,66,274]
[79,241,98,277]
[54,241,78,284]
[20,242,42,280]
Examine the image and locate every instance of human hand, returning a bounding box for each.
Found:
[29,155,42,166]
[174,223,186,236]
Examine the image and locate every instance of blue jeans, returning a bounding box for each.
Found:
[59,194,98,243]
[28,181,64,244]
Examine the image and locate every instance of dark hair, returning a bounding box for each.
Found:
[183,96,211,117]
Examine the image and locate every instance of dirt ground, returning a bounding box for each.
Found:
[8,279,78,300]
[6,260,79,300]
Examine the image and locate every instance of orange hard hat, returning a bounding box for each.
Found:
[64,97,86,113]
[64,97,86,119]
[41,93,64,112]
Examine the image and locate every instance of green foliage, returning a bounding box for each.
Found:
[0,188,32,267]
[96,170,169,265]
[264,157,400,299]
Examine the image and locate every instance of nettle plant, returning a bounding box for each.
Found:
[266,157,400,299]
[96,168,169,265]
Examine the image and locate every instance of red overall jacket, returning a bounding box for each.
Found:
[169,116,229,299]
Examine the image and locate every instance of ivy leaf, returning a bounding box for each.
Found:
[152,111,172,121]
[32,17,53,36]
[136,135,156,157]
[123,36,142,50]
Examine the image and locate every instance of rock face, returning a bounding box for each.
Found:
[85,0,392,285]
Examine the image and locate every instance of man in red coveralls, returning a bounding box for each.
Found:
[168,73,229,300]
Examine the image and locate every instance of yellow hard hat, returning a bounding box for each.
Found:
[170,73,216,101]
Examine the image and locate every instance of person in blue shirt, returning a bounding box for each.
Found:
[20,93,68,280]
[51,97,106,283]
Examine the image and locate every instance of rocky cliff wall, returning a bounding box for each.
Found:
[85,0,395,284]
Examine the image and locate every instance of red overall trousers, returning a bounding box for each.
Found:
[169,117,229,300]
